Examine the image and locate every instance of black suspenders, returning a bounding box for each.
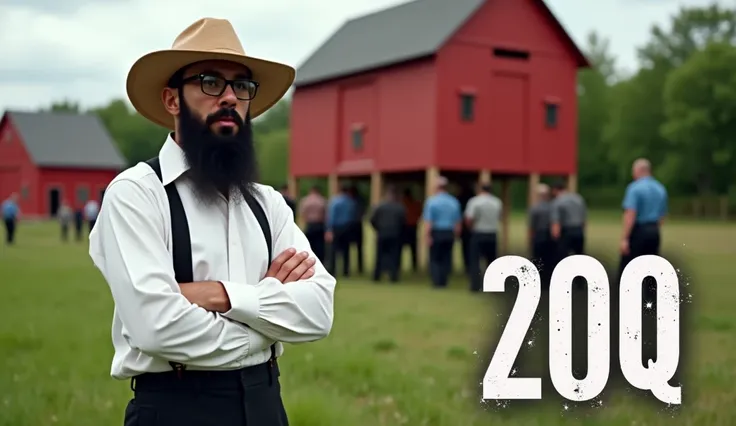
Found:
[145,158,277,374]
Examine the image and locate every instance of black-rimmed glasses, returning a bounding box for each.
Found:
[180,74,259,101]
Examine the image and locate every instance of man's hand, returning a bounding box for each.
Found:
[179,281,231,313]
[324,231,333,243]
[266,248,316,283]
[620,239,630,256]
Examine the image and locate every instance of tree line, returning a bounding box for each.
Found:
[44,4,736,217]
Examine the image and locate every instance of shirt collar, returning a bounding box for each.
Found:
[158,133,190,186]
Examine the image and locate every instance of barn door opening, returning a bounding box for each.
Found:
[48,188,61,217]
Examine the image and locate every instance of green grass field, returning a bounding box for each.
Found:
[1,213,735,426]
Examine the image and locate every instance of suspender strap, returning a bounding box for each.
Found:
[145,158,278,372]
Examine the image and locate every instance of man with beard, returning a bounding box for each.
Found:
[89,18,336,426]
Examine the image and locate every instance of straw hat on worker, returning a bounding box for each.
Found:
[126,17,295,130]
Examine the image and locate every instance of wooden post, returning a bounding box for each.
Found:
[501,178,511,255]
[370,171,382,206]
[328,173,338,198]
[528,173,540,207]
[420,167,440,270]
[567,173,578,193]
[287,175,297,199]
[479,169,491,185]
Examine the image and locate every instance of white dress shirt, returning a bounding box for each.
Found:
[89,135,336,379]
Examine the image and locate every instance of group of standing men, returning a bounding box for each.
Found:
[280,157,667,291]
[1,193,100,245]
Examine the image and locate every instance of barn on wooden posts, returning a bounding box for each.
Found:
[289,0,590,253]
[0,111,126,218]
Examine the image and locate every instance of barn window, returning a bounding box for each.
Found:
[493,48,530,61]
[20,185,29,199]
[351,126,364,151]
[460,94,475,121]
[76,186,89,203]
[545,103,559,128]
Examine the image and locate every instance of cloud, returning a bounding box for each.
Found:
[0,0,730,113]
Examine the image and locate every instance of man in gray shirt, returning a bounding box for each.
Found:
[528,184,555,288]
[550,180,587,258]
[370,185,406,282]
[464,184,503,292]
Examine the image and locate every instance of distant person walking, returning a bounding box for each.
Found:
[326,184,357,277]
[299,186,327,262]
[550,180,587,259]
[619,158,668,274]
[528,184,555,288]
[464,183,502,292]
[2,192,20,245]
[279,184,297,220]
[74,203,84,241]
[58,199,73,242]
[401,188,422,272]
[423,176,462,289]
[347,185,366,274]
[84,198,100,234]
[370,186,406,283]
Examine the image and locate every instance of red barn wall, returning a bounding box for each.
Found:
[435,0,579,175]
[38,168,119,216]
[290,59,437,177]
[0,117,40,215]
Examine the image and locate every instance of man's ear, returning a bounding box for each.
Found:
[162,88,180,116]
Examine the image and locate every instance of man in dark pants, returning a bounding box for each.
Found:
[370,186,406,282]
[74,203,84,241]
[464,184,502,292]
[528,184,555,289]
[401,188,422,273]
[458,184,474,276]
[422,176,462,288]
[279,184,297,220]
[2,192,20,245]
[347,185,365,274]
[618,158,668,368]
[299,186,327,262]
[327,184,357,277]
[89,18,336,426]
[550,180,587,259]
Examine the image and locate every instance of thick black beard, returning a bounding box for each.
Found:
[177,98,258,206]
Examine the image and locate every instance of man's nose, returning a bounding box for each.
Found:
[218,83,238,107]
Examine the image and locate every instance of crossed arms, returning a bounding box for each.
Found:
[89,178,336,367]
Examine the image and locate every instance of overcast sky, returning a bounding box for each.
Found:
[0,0,727,113]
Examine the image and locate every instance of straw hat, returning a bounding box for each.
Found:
[126,17,295,130]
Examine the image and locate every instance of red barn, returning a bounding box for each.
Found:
[290,0,589,252]
[0,111,126,218]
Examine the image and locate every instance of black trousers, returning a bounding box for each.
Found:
[401,225,418,272]
[460,229,471,275]
[329,225,352,277]
[558,226,585,258]
[618,222,661,366]
[61,223,70,241]
[4,218,16,244]
[468,232,497,292]
[125,361,288,426]
[348,222,364,274]
[429,230,455,288]
[374,235,401,282]
[531,232,557,289]
[304,222,325,262]
[88,219,96,234]
[74,216,83,241]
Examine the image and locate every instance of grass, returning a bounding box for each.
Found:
[1,212,736,425]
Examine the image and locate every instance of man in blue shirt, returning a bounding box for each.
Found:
[423,176,462,288]
[2,192,20,245]
[326,183,357,277]
[619,158,668,273]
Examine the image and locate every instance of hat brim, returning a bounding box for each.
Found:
[126,49,295,130]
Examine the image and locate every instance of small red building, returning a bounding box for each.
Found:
[0,111,125,218]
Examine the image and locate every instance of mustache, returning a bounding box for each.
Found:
[205,108,244,128]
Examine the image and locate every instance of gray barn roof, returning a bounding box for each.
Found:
[5,111,126,170]
[294,0,589,88]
